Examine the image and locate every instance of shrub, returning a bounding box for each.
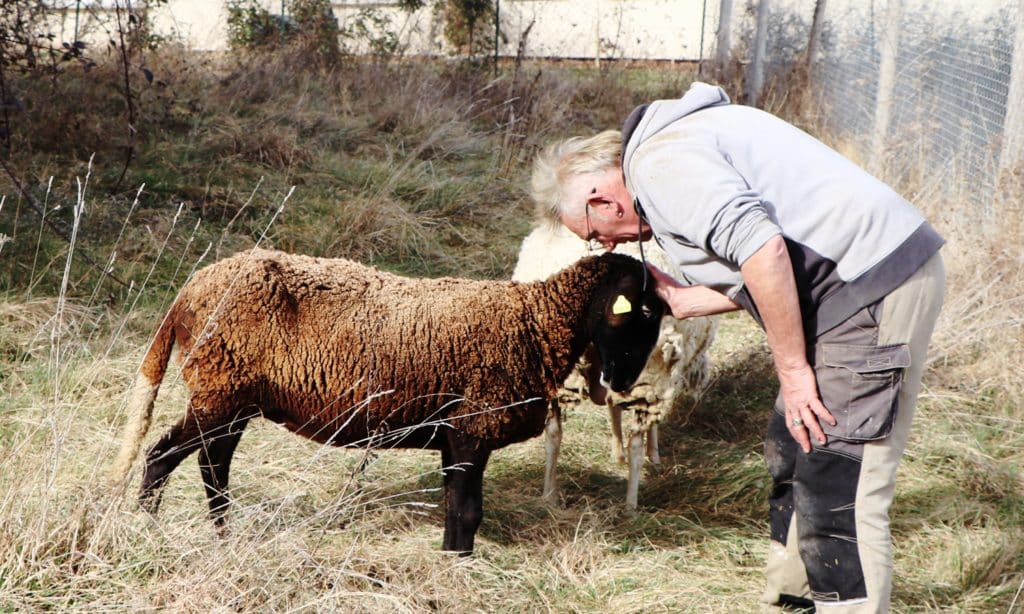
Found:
[226,1,297,50]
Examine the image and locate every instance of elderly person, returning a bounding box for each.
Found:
[531,82,944,612]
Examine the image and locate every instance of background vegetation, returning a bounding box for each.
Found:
[0,9,1021,611]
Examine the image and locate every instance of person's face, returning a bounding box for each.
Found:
[561,167,650,251]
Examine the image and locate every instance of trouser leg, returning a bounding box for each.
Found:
[825,253,945,613]
[762,413,811,606]
[764,411,867,606]
[763,253,945,612]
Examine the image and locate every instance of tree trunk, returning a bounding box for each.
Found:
[715,0,734,71]
[747,0,770,107]
[807,0,828,68]
[871,0,903,173]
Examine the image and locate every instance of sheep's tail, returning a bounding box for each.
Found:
[109,301,181,486]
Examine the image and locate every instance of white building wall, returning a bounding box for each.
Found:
[149,1,230,51]
[490,0,709,60]
[52,0,712,60]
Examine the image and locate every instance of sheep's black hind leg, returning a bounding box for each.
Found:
[139,417,208,515]
[139,395,236,517]
[198,417,250,527]
[440,444,491,555]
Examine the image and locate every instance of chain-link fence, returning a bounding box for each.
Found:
[311,0,1024,212]
[820,0,1016,209]
[718,0,1022,211]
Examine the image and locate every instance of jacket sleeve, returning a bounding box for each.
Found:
[631,139,781,267]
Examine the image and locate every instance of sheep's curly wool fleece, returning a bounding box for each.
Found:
[512,224,717,422]
[142,248,625,449]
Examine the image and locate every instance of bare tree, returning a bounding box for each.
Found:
[806,0,827,68]
[1000,2,1024,176]
[747,0,770,106]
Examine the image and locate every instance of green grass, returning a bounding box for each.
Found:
[1,48,1022,612]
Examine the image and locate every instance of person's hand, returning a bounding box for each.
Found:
[645,262,743,319]
[645,263,687,318]
[778,363,836,453]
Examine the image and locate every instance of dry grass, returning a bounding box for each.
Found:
[1,50,1022,612]
[1,285,1019,611]
[0,294,771,612]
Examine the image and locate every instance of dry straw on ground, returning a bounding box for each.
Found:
[0,51,1022,612]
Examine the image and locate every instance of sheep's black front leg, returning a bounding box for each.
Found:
[198,417,250,527]
[440,444,491,555]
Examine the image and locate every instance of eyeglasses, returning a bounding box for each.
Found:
[584,188,602,253]
[584,203,599,252]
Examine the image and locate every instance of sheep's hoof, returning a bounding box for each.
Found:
[138,493,160,517]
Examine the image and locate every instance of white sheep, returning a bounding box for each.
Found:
[512,223,717,508]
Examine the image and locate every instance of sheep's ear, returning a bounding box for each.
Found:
[611,295,632,315]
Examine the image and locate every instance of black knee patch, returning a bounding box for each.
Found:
[766,412,799,544]
[795,447,867,602]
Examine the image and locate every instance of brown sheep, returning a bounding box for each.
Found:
[111,248,665,554]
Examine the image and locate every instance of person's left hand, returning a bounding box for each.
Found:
[778,363,835,453]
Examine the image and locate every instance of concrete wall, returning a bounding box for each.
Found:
[51,0,712,60]
[150,1,230,51]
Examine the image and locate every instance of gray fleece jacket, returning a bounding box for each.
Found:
[621,82,944,338]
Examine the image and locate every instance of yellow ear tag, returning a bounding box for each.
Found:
[612,295,632,315]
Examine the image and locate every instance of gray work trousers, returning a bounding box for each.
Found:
[762,252,945,612]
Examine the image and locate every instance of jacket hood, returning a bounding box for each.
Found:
[621,82,731,179]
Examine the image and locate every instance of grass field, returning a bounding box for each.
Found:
[0,48,1022,612]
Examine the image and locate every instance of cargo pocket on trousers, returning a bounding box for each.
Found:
[817,343,912,442]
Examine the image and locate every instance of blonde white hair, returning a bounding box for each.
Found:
[530,130,622,228]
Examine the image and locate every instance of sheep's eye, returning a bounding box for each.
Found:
[641,304,653,318]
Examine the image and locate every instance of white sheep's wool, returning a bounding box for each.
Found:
[512,223,719,507]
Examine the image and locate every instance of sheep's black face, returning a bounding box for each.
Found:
[589,261,666,393]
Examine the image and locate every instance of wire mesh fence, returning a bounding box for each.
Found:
[719,0,1021,210]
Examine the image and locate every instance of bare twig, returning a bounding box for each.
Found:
[0,155,132,289]
[0,154,73,241]
[0,37,11,153]
[111,0,138,192]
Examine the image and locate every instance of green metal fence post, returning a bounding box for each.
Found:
[74,0,82,42]
[494,0,500,75]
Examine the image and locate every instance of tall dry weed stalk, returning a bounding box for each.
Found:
[914,170,1024,409]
